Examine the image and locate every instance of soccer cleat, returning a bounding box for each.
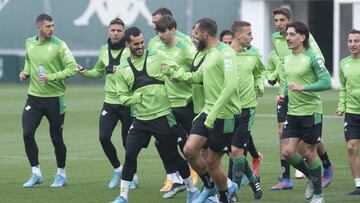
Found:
[162,183,186,198]
[271,178,293,190]
[110,195,127,203]
[192,186,218,203]
[190,167,199,186]
[205,195,219,203]
[129,175,139,190]
[305,180,314,200]
[229,193,238,203]
[252,153,263,176]
[186,187,200,203]
[50,175,67,187]
[23,174,44,188]
[240,176,249,186]
[108,171,121,189]
[160,179,173,192]
[309,194,325,203]
[249,176,262,199]
[348,188,360,195]
[228,181,238,197]
[295,169,305,179]
[322,161,334,188]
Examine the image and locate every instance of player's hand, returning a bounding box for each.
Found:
[38,74,48,84]
[288,83,305,92]
[76,64,87,74]
[276,94,285,105]
[161,64,169,74]
[336,109,344,116]
[19,71,29,81]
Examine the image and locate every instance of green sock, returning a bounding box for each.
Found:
[288,153,310,178]
[308,159,322,195]
[232,156,245,187]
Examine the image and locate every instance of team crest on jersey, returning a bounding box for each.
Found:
[224,59,233,70]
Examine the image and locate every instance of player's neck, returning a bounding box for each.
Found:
[37,35,50,42]
[231,40,244,52]
[205,37,219,50]
[352,53,360,59]
[292,46,305,55]
[166,37,178,48]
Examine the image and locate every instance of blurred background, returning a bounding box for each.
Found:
[0,0,359,87]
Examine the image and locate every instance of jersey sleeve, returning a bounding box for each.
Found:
[337,62,346,112]
[304,57,332,92]
[265,51,279,81]
[84,49,105,79]
[47,42,77,81]
[204,49,238,128]
[253,54,266,97]
[23,42,31,74]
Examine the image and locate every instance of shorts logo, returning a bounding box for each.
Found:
[101,110,108,116]
[25,105,31,111]
[317,137,321,142]
[222,146,228,151]
[284,120,288,128]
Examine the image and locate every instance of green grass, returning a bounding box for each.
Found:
[0,84,358,202]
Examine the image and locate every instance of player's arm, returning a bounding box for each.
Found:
[162,63,203,84]
[20,50,30,81]
[265,51,279,85]
[304,58,332,92]
[47,42,77,81]
[205,51,238,128]
[253,55,266,97]
[115,68,141,106]
[337,64,346,116]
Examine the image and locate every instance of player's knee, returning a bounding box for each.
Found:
[99,133,111,144]
[183,143,197,160]
[23,131,35,144]
[281,148,294,160]
[347,140,358,156]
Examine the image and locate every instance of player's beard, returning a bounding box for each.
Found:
[196,39,207,51]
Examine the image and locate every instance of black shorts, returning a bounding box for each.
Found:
[277,96,288,123]
[190,113,235,153]
[232,108,256,149]
[344,113,360,142]
[126,114,179,148]
[282,114,322,145]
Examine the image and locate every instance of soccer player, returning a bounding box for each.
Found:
[336,29,360,195]
[148,7,197,192]
[148,7,192,51]
[163,18,240,203]
[155,15,197,198]
[220,30,233,45]
[76,18,137,189]
[277,21,331,203]
[19,14,76,188]
[271,7,335,190]
[110,26,198,203]
[229,20,264,200]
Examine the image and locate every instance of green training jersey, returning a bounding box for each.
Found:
[165,42,241,128]
[272,32,324,93]
[265,50,279,81]
[338,56,360,114]
[284,49,331,116]
[147,31,192,51]
[83,44,130,104]
[115,50,172,120]
[158,40,196,107]
[235,49,265,108]
[23,36,76,97]
[191,51,206,115]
